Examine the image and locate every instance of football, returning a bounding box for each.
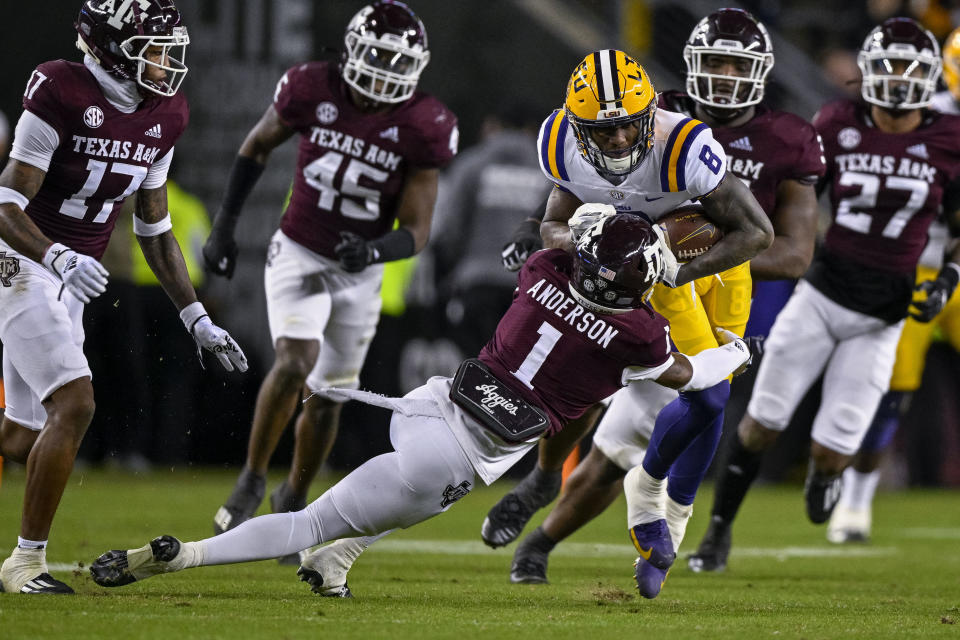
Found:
[658,204,723,262]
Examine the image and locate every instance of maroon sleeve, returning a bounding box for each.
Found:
[787,117,827,185]
[272,63,315,130]
[408,97,458,168]
[22,61,68,139]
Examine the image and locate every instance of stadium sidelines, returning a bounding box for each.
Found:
[28,538,906,573]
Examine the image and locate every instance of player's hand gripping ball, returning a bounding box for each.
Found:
[657,204,723,262]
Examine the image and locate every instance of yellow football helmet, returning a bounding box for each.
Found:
[564,49,657,178]
[944,26,960,100]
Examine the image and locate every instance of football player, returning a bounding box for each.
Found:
[693,17,960,571]
[0,0,247,595]
[827,24,960,544]
[498,8,825,585]
[88,215,753,595]
[202,1,458,561]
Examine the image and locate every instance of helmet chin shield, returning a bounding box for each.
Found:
[857,18,941,110]
[342,2,430,104]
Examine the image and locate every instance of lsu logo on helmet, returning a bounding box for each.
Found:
[943,26,960,101]
[564,50,657,179]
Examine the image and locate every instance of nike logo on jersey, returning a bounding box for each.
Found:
[728,136,753,152]
[145,124,162,139]
[906,143,929,159]
[644,195,664,202]
[379,126,399,143]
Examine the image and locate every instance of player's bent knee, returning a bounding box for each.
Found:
[680,381,730,420]
[738,413,780,450]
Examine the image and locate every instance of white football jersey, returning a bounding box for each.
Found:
[537,107,727,222]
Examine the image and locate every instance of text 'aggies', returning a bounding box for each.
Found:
[70,135,162,164]
[308,127,401,171]
[525,278,620,348]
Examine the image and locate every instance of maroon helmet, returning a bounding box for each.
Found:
[683,8,774,112]
[570,214,663,314]
[857,17,941,110]
[75,0,189,97]
[341,1,430,104]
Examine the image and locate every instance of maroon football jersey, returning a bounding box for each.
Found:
[815,99,960,274]
[274,62,457,258]
[478,249,671,435]
[21,60,188,260]
[659,91,825,216]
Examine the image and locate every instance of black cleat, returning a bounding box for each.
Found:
[297,566,353,598]
[509,536,549,584]
[687,517,731,573]
[481,493,537,549]
[213,469,266,535]
[90,535,183,587]
[804,462,843,524]
[0,572,74,595]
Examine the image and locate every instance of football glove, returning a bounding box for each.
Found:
[180,302,248,372]
[568,203,617,242]
[202,216,239,279]
[501,218,542,272]
[42,242,109,304]
[715,327,754,376]
[909,263,960,323]
[652,224,680,287]
[334,231,373,273]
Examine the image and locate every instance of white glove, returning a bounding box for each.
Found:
[652,224,680,287]
[569,203,617,242]
[180,302,249,372]
[715,327,751,376]
[42,242,109,304]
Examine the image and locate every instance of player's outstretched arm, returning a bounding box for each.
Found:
[203,105,295,279]
[748,178,819,280]
[625,328,752,391]
[540,186,583,252]
[684,173,773,285]
[136,185,247,372]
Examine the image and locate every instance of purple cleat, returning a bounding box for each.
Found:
[629,519,675,599]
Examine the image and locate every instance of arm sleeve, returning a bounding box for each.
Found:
[622,355,675,384]
[141,147,174,189]
[9,110,59,172]
[678,341,750,391]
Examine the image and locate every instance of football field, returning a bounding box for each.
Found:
[0,466,957,639]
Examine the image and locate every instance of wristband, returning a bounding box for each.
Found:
[179,301,209,334]
[133,212,173,237]
[0,186,30,210]
[513,218,541,242]
[940,262,960,293]
[41,242,71,273]
[367,227,416,264]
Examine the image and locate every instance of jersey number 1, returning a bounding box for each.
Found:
[511,321,562,390]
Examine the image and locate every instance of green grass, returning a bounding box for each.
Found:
[0,465,958,639]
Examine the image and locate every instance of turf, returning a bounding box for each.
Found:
[0,466,957,639]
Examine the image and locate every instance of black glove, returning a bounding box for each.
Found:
[909,263,960,322]
[743,335,765,361]
[335,231,373,273]
[202,216,239,279]
[501,218,542,272]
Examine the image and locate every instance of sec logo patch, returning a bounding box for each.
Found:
[83,106,104,129]
[316,102,339,124]
[837,127,860,150]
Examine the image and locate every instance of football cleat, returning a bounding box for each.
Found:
[213,469,266,535]
[0,549,74,594]
[297,545,353,598]
[270,482,308,565]
[509,536,549,584]
[629,519,675,599]
[90,535,185,587]
[826,504,872,544]
[297,567,353,598]
[804,462,843,524]
[687,517,732,573]
[481,493,537,549]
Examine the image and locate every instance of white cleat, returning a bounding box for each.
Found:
[826,504,872,544]
[297,544,353,598]
[0,548,74,594]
